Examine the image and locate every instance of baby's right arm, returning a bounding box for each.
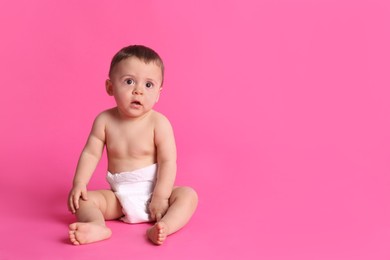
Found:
[68,113,106,214]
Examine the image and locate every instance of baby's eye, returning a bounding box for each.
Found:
[125,79,134,85]
[145,82,154,88]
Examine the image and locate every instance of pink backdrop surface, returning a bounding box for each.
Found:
[0,0,389,259]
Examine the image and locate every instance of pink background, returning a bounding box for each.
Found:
[0,0,389,259]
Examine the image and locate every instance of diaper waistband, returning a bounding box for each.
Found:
[106,164,157,186]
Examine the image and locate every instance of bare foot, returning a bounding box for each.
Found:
[68,222,112,245]
[147,222,169,245]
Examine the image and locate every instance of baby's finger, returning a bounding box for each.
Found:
[68,196,76,213]
[72,192,81,211]
[67,198,72,212]
[156,213,162,222]
[149,210,156,221]
[81,190,88,201]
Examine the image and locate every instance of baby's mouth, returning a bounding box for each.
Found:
[131,100,143,108]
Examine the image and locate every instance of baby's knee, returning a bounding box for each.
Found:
[174,186,198,202]
[82,191,107,207]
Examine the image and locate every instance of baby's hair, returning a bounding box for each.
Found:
[109,45,165,85]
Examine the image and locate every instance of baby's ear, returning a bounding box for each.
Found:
[105,79,113,96]
[156,87,163,103]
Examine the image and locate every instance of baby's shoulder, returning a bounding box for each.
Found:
[93,108,117,124]
[150,111,173,134]
[150,110,171,126]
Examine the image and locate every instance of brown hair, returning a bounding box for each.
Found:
[109,45,165,85]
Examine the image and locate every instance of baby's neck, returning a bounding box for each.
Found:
[116,107,154,121]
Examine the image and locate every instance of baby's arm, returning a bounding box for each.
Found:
[68,113,106,214]
[149,115,177,221]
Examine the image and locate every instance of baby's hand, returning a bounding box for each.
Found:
[68,183,88,214]
[149,196,169,222]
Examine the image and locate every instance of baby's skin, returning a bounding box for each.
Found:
[68,48,197,245]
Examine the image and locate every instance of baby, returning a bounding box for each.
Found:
[67,45,198,245]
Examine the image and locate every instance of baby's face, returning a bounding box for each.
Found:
[106,57,163,118]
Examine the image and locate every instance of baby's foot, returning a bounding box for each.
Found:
[147,221,169,245]
[68,222,112,245]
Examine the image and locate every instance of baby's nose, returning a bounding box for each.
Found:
[132,86,143,95]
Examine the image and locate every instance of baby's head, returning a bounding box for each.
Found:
[106,45,165,118]
[109,45,164,86]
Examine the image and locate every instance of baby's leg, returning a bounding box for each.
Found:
[69,190,122,245]
[147,186,198,245]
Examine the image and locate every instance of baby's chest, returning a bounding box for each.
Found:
[106,126,155,156]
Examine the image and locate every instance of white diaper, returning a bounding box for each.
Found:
[106,164,157,224]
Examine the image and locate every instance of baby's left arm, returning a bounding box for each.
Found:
[149,114,177,221]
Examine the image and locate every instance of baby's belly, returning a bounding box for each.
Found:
[107,156,156,174]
